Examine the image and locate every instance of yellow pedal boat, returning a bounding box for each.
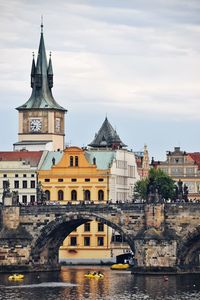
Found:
[8,274,24,281]
[84,273,104,279]
[110,263,129,270]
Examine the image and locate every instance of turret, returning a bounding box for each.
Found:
[47,52,53,88]
[30,53,36,88]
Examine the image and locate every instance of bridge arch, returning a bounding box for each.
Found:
[30,212,133,269]
[177,225,200,267]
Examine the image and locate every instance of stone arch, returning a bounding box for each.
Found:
[177,225,200,267]
[30,212,133,269]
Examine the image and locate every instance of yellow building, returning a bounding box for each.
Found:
[38,146,113,262]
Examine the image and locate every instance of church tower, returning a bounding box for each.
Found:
[14,23,67,151]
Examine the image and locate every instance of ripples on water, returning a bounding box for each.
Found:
[0,266,199,300]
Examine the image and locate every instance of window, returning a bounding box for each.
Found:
[70,156,73,167]
[3,181,7,189]
[116,160,127,169]
[45,179,50,182]
[22,181,27,188]
[71,190,77,201]
[58,190,64,201]
[45,190,50,201]
[71,178,77,182]
[98,190,104,201]
[15,174,19,178]
[22,195,27,204]
[85,178,90,182]
[84,222,90,232]
[31,174,35,178]
[84,237,90,246]
[14,181,19,189]
[70,237,77,246]
[84,190,90,201]
[31,181,35,188]
[58,178,63,182]
[98,178,104,182]
[3,174,7,178]
[75,156,79,167]
[98,223,104,232]
[97,237,104,246]
[23,174,27,178]
[30,195,35,204]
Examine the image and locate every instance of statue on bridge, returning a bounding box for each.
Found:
[36,181,47,205]
[147,177,162,204]
[175,180,189,202]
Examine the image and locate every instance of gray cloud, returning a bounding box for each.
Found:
[0,0,199,158]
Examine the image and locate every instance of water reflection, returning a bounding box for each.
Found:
[0,267,199,300]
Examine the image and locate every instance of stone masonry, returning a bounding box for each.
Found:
[0,203,199,272]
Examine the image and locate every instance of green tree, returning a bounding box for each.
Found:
[133,168,176,202]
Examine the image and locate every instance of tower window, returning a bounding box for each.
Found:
[70,156,74,167]
[75,156,78,167]
[45,179,50,182]
[58,178,63,182]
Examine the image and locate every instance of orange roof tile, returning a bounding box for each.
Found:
[0,151,43,167]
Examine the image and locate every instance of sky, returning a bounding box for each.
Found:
[0,0,200,160]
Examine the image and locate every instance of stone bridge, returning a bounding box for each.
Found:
[0,203,200,273]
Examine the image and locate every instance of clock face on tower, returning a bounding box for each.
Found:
[30,119,42,132]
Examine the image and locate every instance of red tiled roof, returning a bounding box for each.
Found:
[188,153,200,170]
[0,151,43,167]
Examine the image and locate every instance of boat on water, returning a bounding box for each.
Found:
[8,274,24,281]
[84,272,104,279]
[110,263,130,270]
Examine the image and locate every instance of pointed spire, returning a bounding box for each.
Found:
[31,52,36,88]
[88,117,126,149]
[17,22,66,112]
[47,52,53,88]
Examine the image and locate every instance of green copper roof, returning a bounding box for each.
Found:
[16,25,66,112]
[85,150,115,170]
[39,151,63,170]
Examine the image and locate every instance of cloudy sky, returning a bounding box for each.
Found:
[0,0,200,160]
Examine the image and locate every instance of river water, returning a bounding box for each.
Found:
[0,266,199,300]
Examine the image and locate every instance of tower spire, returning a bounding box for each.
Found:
[41,15,44,33]
[16,23,66,112]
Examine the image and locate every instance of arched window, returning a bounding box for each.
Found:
[98,190,104,201]
[84,190,90,201]
[75,156,79,167]
[71,190,77,201]
[45,190,50,201]
[58,190,64,201]
[70,156,73,167]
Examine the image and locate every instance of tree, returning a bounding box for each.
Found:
[133,168,176,202]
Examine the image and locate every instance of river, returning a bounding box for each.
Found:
[0,266,199,300]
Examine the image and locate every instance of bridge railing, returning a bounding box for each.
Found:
[19,202,145,215]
